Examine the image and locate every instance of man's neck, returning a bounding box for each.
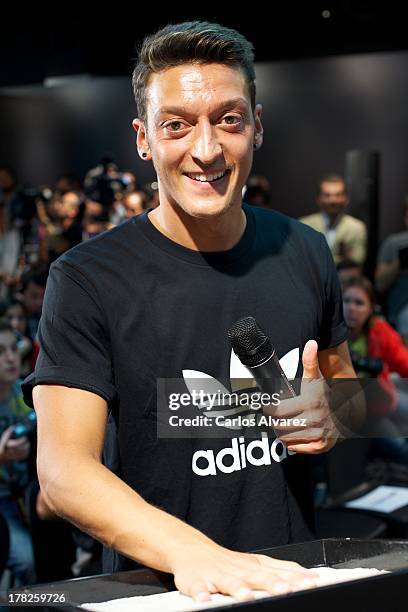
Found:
[0,382,12,401]
[148,204,247,252]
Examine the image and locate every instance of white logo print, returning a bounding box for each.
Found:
[182,348,300,476]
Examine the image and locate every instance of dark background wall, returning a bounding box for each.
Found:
[1,50,407,241]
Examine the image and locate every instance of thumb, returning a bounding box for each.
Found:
[0,426,15,452]
[302,340,321,379]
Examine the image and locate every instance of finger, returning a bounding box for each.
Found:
[254,554,318,576]
[188,580,212,602]
[213,574,254,601]
[6,436,29,448]
[241,569,316,594]
[287,439,336,454]
[276,428,324,444]
[264,395,305,418]
[0,426,15,445]
[0,428,15,455]
[255,553,318,576]
[302,340,321,380]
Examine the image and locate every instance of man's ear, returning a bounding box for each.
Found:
[253,103,264,151]
[132,118,151,160]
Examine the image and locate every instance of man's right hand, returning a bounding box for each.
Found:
[34,385,319,604]
[172,543,318,602]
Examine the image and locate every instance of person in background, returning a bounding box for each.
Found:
[0,167,24,300]
[122,191,149,219]
[37,191,84,264]
[0,318,35,585]
[342,276,408,463]
[143,181,160,209]
[18,269,47,342]
[299,174,367,266]
[121,170,138,193]
[54,173,82,197]
[336,259,362,290]
[0,299,32,378]
[375,196,408,346]
[244,175,272,209]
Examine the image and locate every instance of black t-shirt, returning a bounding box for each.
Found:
[22,204,347,572]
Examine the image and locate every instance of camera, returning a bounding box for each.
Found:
[84,157,128,207]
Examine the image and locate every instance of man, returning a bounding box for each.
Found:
[0,319,35,584]
[23,22,362,602]
[37,191,84,263]
[375,196,408,345]
[19,269,47,340]
[299,174,367,265]
[122,190,148,219]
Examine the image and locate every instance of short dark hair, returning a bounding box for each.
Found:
[132,21,256,124]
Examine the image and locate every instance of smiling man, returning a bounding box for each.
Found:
[23,21,362,602]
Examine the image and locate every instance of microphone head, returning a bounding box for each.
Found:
[227,316,272,367]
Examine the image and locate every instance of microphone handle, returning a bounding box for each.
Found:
[249,351,296,398]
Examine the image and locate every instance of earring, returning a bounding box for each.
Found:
[142,152,147,158]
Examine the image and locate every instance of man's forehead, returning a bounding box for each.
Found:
[320,181,346,193]
[146,63,250,112]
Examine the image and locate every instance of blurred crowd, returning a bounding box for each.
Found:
[0,163,407,587]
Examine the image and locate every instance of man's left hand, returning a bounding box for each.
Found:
[264,340,339,454]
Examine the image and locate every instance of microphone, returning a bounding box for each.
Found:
[227,316,296,398]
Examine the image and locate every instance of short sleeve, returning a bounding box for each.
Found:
[318,234,348,350]
[22,258,116,408]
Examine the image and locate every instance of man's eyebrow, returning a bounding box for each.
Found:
[155,98,250,119]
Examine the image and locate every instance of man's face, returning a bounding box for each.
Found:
[133,63,262,219]
[317,181,348,218]
[0,331,20,384]
[23,282,45,317]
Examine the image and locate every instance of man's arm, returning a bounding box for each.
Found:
[375,260,400,294]
[318,340,366,436]
[34,385,318,601]
[318,339,355,378]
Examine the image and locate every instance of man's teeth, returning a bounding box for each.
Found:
[186,171,227,182]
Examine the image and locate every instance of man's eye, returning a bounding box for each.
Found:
[223,115,239,125]
[165,121,185,132]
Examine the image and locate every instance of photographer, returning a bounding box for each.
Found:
[0,318,35,584]
[343,277,408,463]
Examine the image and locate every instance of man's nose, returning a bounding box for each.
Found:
[190,121,222,164]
